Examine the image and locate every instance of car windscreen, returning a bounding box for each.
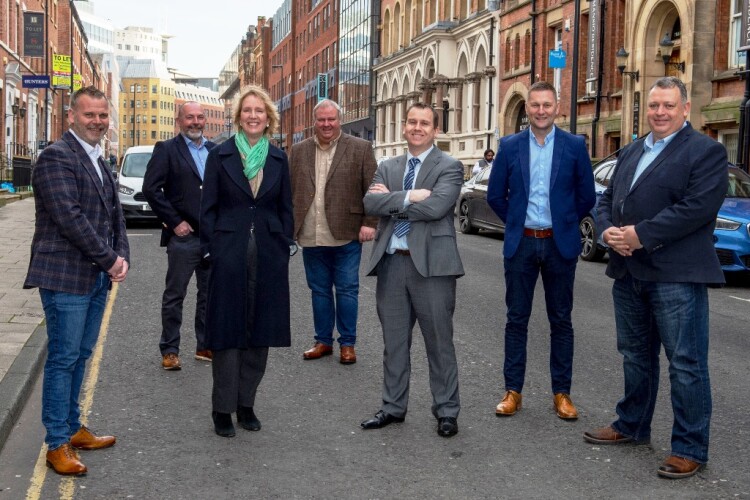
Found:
[121,153,151,178]
[728,168,750,198]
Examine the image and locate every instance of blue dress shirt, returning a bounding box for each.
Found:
[183,134,208,180]
[525,127,555,229]
[630,122,687,188]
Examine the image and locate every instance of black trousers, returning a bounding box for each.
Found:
[160,233,209,354]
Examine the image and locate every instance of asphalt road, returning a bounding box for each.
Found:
[1,222,749,499]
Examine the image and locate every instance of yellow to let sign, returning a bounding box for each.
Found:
[73,74,83,91]
[52,54,71,73]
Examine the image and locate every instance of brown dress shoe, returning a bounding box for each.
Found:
[583,425,634,445]
[71,426,116,450]
[658,456,704,479]
[46,443,87,476]
[195,350,213,361]
[553,393,579,420]
[162,352,181,370]
[303,342,333,360]
[495,390,522,416]
[340,346,356,364]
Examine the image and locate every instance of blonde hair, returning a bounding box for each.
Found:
[233,85,280,138]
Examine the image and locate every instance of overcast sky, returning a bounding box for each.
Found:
[91,0,284,77]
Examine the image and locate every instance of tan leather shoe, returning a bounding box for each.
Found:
[583,425,634,445]
[495,390,522,416]
[340,346,356,364]
[658,455,704,479]
[553,393,578,420]
[71,426,116,450]
[46,443,87,476]
[194,350,213,361]
[303,342,333,360]
[162,353,181,370]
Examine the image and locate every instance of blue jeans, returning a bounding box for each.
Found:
[611,275,712,464]
[39,272,109,450]
[302,240,362,346]
[503,236,577,394]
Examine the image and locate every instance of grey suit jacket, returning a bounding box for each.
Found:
[363,147,465,278]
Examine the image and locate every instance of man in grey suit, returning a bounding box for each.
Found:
[360,102,465,438]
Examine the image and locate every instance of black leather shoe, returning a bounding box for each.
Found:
[212,411,235,438]
[237,406,261,431]
[437,417,458,437]
[360,410,404,429]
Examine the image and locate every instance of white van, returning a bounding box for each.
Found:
[118,145,156,221]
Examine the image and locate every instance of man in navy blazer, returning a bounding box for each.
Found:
[24,86,130,475]
[488,81,595,421]
[143,101,216,370]
[583,77,727,479]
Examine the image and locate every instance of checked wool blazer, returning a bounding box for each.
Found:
[24,131,130,295]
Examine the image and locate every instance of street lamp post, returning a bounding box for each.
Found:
[272,64,284,150]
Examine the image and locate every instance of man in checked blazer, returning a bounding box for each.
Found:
[290,99,378,364]
[361,102,464,438]
[143,101,217,370]
[24,86,130,476]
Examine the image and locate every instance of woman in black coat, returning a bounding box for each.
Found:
[200,85,295,437]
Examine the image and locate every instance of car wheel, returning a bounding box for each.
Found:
[459,201,478,234]
[580,215,605,262]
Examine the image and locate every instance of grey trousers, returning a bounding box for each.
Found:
[211,347,269,413]
[375,253,460,419]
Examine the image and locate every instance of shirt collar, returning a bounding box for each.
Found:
[645,121,687,149]
[182,133,207,149]
[314,131,341,150]
[408,145,434,165]
[69,129,102,158]
[529,126,556,146]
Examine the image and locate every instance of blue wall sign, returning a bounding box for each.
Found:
[549,49,566,69]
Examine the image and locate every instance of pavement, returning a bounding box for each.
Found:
[0,194,47,454]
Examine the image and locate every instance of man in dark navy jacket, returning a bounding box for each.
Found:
[583,77,728,479]
[143,101,216,370]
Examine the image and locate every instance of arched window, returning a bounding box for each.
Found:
[514,34,521,69]
[524,30,531,67]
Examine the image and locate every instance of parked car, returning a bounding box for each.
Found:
[455,166,505,235]
[579,160,750,273]
[117,145,156,221]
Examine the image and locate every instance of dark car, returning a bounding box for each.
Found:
[579,160,750,273]
[455,166,505,235]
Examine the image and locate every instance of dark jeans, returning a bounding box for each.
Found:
[503,236,577,394]
[611,275,712,463]
[302,240,362,346]
[160,233,209,354]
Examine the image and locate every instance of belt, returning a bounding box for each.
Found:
[393,249,411,256]
[523,227,553,239]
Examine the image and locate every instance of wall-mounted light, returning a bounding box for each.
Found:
[659,32,685,73]
[615,47,640,82]
[19,106,26,119]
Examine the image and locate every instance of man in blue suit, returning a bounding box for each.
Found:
[583,77,727,479]
[143,102,216,370]
[487,81,595,420]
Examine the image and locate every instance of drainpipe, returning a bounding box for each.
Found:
[570,0,581,134]
[591,0,605,158]
[487,15,495,148]
[530,0,536,85]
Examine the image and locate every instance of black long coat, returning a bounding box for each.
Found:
[200,139,294,349]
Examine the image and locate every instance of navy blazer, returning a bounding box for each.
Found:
[597,123,728,284]
[487,127,596,260]
[24,131,130,294]
[143,135,216,246]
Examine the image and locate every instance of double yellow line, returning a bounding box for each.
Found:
[26,283,120,500]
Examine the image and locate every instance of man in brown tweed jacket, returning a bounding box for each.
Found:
[290,99,378,364]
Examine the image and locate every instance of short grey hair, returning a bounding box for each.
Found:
[650,77,688,104]
[313,99,342,120]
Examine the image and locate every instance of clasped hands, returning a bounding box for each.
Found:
[107,256,129,282]
[367,183,432,203]
[603,225,642,257]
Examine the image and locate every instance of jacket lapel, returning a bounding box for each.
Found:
[326,134,348,182]
[415,147,440,187]
[220,139,253,198]
[255,147,283,200]
[550,128,565,189]
[175,136,202,180]
[65,132,108,206]
[629,125,692,194]
[520,128,531,197]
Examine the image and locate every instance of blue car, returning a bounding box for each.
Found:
[579,162,750,273]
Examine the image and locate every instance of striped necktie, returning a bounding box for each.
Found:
[393,157,420,238]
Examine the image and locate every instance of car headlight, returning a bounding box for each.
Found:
[715,217,742,231]
[118,185,134,196]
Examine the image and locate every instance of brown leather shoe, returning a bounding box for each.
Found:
[340,346,356,364]
[162,352,181,370]
[495,390,522,416]
[71,426,116,450]
[583,426,634,445]
[195,350,213,361]
[658,456,704,479]
[46,443,87,476]
[553,393,578,420]
[303,342,333,360]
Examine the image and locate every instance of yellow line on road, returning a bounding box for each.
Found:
[25,283,120,500]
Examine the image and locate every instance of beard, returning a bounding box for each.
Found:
[183,128,203,141]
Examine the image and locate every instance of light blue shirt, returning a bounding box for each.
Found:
[630,122,687,188]
[525,126,555,229]
[387,145,434,252]
[183,134,208,180]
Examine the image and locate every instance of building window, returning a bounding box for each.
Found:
[731,0,747,68]
[720,130,739,164]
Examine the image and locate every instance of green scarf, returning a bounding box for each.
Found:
[235,133,269,180]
